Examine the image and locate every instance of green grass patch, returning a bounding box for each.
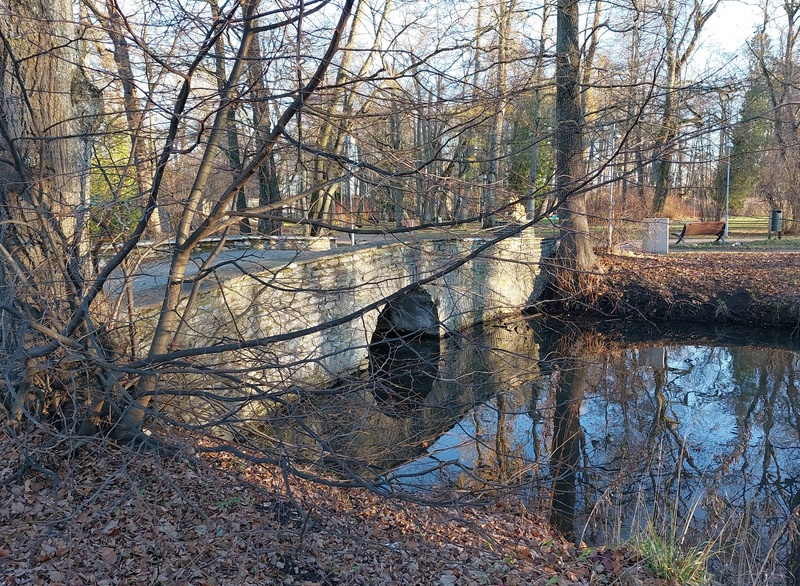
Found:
[670,236,800,251]
[632,531,714,585]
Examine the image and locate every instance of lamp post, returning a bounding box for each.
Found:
[344,135,358,246]
[607,126,620,249]
[723,139,733,242]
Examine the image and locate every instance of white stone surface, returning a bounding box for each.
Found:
[642,218,670,255]
[131,235,550,389]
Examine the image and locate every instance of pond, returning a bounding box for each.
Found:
[262,318,800,584]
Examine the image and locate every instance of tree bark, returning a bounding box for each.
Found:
[0,0,99,424]
[210,0,251,235]
[552,0,596,298]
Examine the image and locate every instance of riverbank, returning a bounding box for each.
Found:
[543,250,800,327]
[5,248,798,586]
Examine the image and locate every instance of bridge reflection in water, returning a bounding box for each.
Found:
[257,319,800,583]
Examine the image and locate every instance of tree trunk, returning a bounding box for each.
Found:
[0,0,99,424]
[651,0,721,213]
[246,23,282,235]
[526,3,551,219]
[210,0,250,235]
[483,0,516,228]
[113,0,356,439]
[98,0,163,237]
[552,0,597,299]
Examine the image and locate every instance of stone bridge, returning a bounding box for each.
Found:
[128,232,553,387]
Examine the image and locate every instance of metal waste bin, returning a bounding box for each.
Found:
[770,209,783,239]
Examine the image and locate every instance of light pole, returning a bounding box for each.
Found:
[607,126,620,249]
[723,139,733,242]
[344,135,358,245]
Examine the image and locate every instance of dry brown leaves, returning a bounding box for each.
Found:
[0,430,668,585]
[600,251,800,299]
[591,251,800,323]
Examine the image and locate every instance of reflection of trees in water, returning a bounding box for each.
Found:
[546,331,592,540]
[570,339,800,583]
[253,322,542,484]
[452,324,540,493]
[236,316,800,581]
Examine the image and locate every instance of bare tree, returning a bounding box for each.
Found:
[650,0,721,213]
[551,0,597,297]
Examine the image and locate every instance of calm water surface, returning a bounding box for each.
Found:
[267,319,800,583]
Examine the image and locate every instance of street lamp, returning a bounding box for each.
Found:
[607,126,621,249]
[723,139,733,242]
[344,135,358,246]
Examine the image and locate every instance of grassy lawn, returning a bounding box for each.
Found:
[670,236,800,251]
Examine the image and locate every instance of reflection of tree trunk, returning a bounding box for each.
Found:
[647,367,667,448]
[496,393,510,482]
[789,490,800,586]
[529,378,544,464]
[548,333,590,540]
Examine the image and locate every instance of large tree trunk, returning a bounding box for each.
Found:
[0,0,99,425]
[552,0,597,299]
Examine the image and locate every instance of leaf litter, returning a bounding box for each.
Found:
[1,429,671,585]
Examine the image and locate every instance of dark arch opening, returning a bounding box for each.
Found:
[372,288,440,340]
[369,289,441,415]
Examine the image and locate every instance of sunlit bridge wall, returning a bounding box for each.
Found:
[132,235,553,390]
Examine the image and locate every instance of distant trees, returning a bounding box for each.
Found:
[713,81,772,214]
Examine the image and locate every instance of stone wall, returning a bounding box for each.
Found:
[135,234,551,388]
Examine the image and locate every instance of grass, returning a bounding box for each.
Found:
[669,235,800,251]
[630,523,716,585]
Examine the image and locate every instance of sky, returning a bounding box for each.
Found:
[703,1,764,56]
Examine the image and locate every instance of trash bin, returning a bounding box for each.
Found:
[770,209,783,239]
[771,210,783,232]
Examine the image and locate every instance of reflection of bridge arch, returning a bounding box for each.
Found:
[271,321,542,476]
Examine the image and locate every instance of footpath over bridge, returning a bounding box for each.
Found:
[117,231,552,387]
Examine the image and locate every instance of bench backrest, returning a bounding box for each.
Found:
[683,221,725,236]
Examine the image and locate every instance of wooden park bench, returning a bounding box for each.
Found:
[672,221,726,244]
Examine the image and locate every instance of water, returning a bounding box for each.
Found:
[263,319,800,582]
